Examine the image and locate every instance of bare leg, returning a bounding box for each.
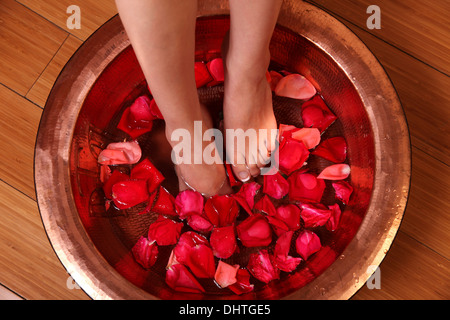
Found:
[116,0,230,196]
[223,0,282,181]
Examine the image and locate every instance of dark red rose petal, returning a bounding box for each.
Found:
[204,194,240,227]
[228,269,254,295]
[300,203,332,228]
[267,70,283,91]
[174,189,204,220]
[326,203,342,231]
[301,95,337,132]
[254,195,276,216]
[274,74,316,100]
[263,171,289,199]
[295,230,322,260]
[214,260,239,288]
[236,214,272,247]
[130,158,165,194]
[247,249,279,283]
[152,187,177,216]
[210,225,237,259]
[225,162,243,187]
[132,236,158,269]
[117,96,154,139]
[165,264,205,293]
[287,171,325,203]
[148,215,183,246]
[317,164,351,180]
[149,98,163,120]
[233,182,261,215]
[186,244,216,278]
[312,136,347,163]
[195,61,213,88]
[111,179,149,209]
[172,231,209,265]
[274,204,302,231]
[332,180,353,204]
[278,137,310,175]
[102,170,129,199]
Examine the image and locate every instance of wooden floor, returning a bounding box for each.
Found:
[0,0,448,300]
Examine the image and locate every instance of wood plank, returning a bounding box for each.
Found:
[0,85,42,199]
[308,0,450,74]
[16,0,118,41]
[305,4,450,166]
[0,0,68,95]
[401,147,450,257]
[352,231,450,299]
[26,35,83,107]
[0,284,23,300]
[0,180,90,299]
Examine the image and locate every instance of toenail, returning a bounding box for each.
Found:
[239,171,250,182]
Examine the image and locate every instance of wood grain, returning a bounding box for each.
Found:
[0,180,90,299]
[26,35,83,107]
[0,85,42,199]
[0,0,67,95]
[308,0,450,75]
[16,0,118,41]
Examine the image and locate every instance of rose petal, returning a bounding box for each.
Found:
[195,61,213,88]
[102,170,129,199]
[148,215,183,246]
[332,180,353,204]
[186,244,216,278]
[187,214,213,233]
[290,128,321,149]
[204,194,240,227]
[152,187,177,216]
[116,96,154,139]
[175,190,204,220]
[149,98,164,120]
[273,231,302,272]
[165,264,205,293]
[225,162,243,187]
[236,214,272,247]
[267,70,283,91]
[98,140,142,165]
[275,204,302,231]
[100,165,111,183]
[210,225,237,259]
[295,230,321,260]
[228,269,254,295]
[326,203,342,231]
[130,158,165,193]
[317,164,351,180]
[263,171,289,199]
[312,136,347,163]
[206,58,224,86]
[132,236,158,269]
[111,179,148,209]
[233,182,261,215]
[287,171,326,203]
[214,260,240,288]
[301,95,337,132]
[247,249,279,283]
[254,195,276,216]
[299,203,332,228]
[173,231,209,264]
[274,74,316,100]
[278,137,310,175]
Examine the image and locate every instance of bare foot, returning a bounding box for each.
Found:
[165,103,232,197]
[222,36,278,182]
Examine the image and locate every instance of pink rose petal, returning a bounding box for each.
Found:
[247,249,280,283]
[187,214,213,233]
[204,194,240,227]
[326,203,342,231]
[301,95,337,132]
[228,269,254,295]
[332,180,353,204]
[98,140,142,165]
[165,264,205,293]
[273,231,302,272]
[274,204,302,231]
[214,260,240,288]
[317,164,351,180]
[275,74,316,100]
[233,182,261,215]
[295,230,321,260]
[290,128,321,149]
[117,96,154,139]
[236,214,272,247]
[132,236,158,269]
[175,190,204,220]
[300,203,332,228]
[278,137,310,175]
[263,171,289,199]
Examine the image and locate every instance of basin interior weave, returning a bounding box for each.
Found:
[69,16,374,299]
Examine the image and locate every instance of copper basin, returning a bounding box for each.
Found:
[34,0,411,300]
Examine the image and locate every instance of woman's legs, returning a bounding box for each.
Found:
[223,0,282,181]
[116,0,230,196]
